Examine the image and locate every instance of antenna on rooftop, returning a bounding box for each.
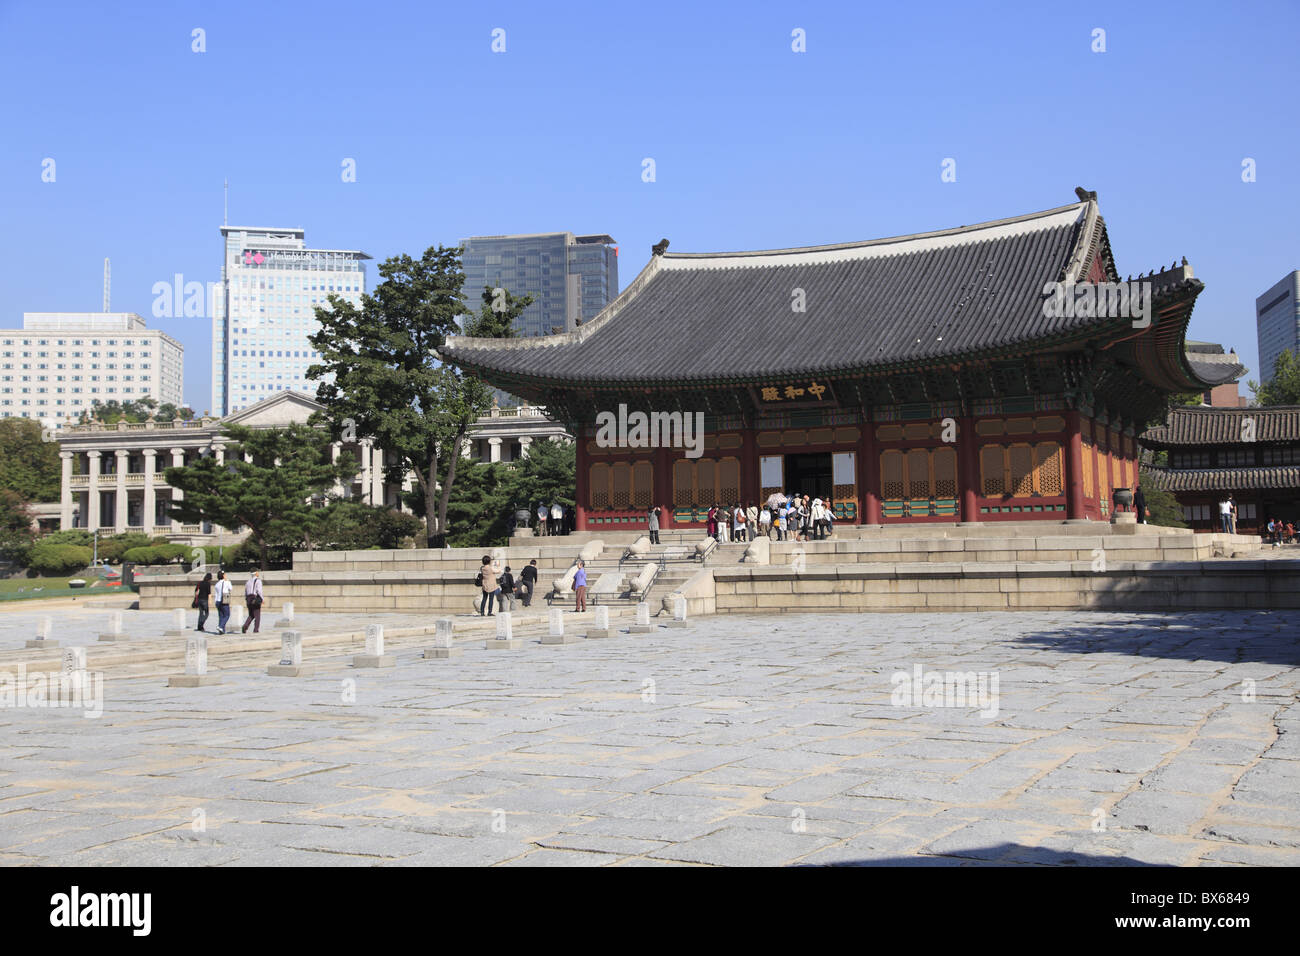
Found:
[103,258,110,312]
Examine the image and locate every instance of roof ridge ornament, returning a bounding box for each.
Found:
[652,238,670,256]
[1074,186,1098,203]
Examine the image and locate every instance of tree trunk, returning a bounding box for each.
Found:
[422,454,438,550]
[436,424,468,551]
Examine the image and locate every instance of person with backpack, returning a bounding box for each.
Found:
[499,565,516,612]
[241,571,264,634]
[193,572,213,632]
[213,570,233,635]
[477,555,499,616]
[519,559,538,607]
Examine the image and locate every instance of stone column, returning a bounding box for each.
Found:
[86,451,101,531]
[488,437,502,463]
[59,451,73,529]
[211,439,225,465]
[114,450,129,532]
[371,446,384,506]
[518,437,532,460]
[360,439,372,503]
[330,442,344,497]
[142,448,157,533]
[170,448,185,531]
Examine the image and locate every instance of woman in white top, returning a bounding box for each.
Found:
[733,505,746,542]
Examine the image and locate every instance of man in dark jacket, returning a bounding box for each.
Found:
[519,559,538,607]
[1133,485,1147,524]
[499,566,516,612]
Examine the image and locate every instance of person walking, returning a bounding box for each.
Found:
[478,555,499,616]
[733,504,746,542]
[573,558,588,612]
[550,501,563,537]
[1229,494,1239,534]
[520,559,538,607]
[1218,495,1233,533]
[193,572,212,632]
[706,505,718,539]
[499,565,516,611]
[746,502,758,542]
[213,570,232,635]
[1133,485,1147,524]
[648,505,660,545]
[241,571,264,634]
[537,502,548,536]
[759,503,772,538]
[776,502,787,541]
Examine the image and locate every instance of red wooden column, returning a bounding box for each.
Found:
[1064,410,1085,519]
[857,415,882,524]
[654,444,674,530]
[740,425,761,508]
[957,415,979,522]
[574,430,588,531]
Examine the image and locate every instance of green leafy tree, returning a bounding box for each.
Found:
[502,438,575,517]
[163,423,355,570]
[0,489,36,562]
[1249,349,1300,406]
[1138,479,1186,529]
[0,419,61,502]
[307,249,530,547]
[311,501,424,551]
[79,398,196,424]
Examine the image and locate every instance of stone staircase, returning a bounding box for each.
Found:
[581,538,754,608]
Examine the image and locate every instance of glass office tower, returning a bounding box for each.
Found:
[1256,271,1300,384]
[213,227,370,415]
[460,232,618,337]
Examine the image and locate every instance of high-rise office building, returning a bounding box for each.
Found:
[460,232,618,337]
[1256,271,1300,384]
[0,313,182,428]
[214,226,370,415]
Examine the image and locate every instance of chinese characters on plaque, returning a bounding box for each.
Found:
[757,380,831,405]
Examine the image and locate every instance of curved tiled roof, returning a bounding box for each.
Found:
[1142,465,1300,492]
[443,199,1154,386]
[1141,406,1300,447]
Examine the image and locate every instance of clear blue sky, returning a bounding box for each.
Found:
[2,0,1297,411]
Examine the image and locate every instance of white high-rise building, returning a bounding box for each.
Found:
[0,313,183,429]
[214,226,370,415]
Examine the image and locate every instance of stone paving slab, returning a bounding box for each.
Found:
[1,609,1297,866]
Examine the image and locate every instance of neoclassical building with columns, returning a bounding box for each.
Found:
[54,391,570,544]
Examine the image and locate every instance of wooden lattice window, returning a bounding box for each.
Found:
[906,449,930,499]
[696,458,716,506]
[673,459,694,506]
[981,446,1004,496]
[611,462,632,509]
[1035,442,1063,496]
[881,450,905,500]
[1009,444,1034,497]
[717,457,740,504]
[632,461,653,508]
[590,462,610,509]
[933,447,957,498]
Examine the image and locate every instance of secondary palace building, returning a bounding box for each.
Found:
[441,190,1234,531]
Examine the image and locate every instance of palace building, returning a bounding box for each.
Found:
[441,190,1234,531]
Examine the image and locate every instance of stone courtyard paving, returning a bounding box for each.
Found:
[0,610,1297,867]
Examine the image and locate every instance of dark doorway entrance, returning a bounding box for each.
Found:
[785,453,832,500]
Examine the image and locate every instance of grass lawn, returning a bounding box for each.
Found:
[0,576,115,601]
